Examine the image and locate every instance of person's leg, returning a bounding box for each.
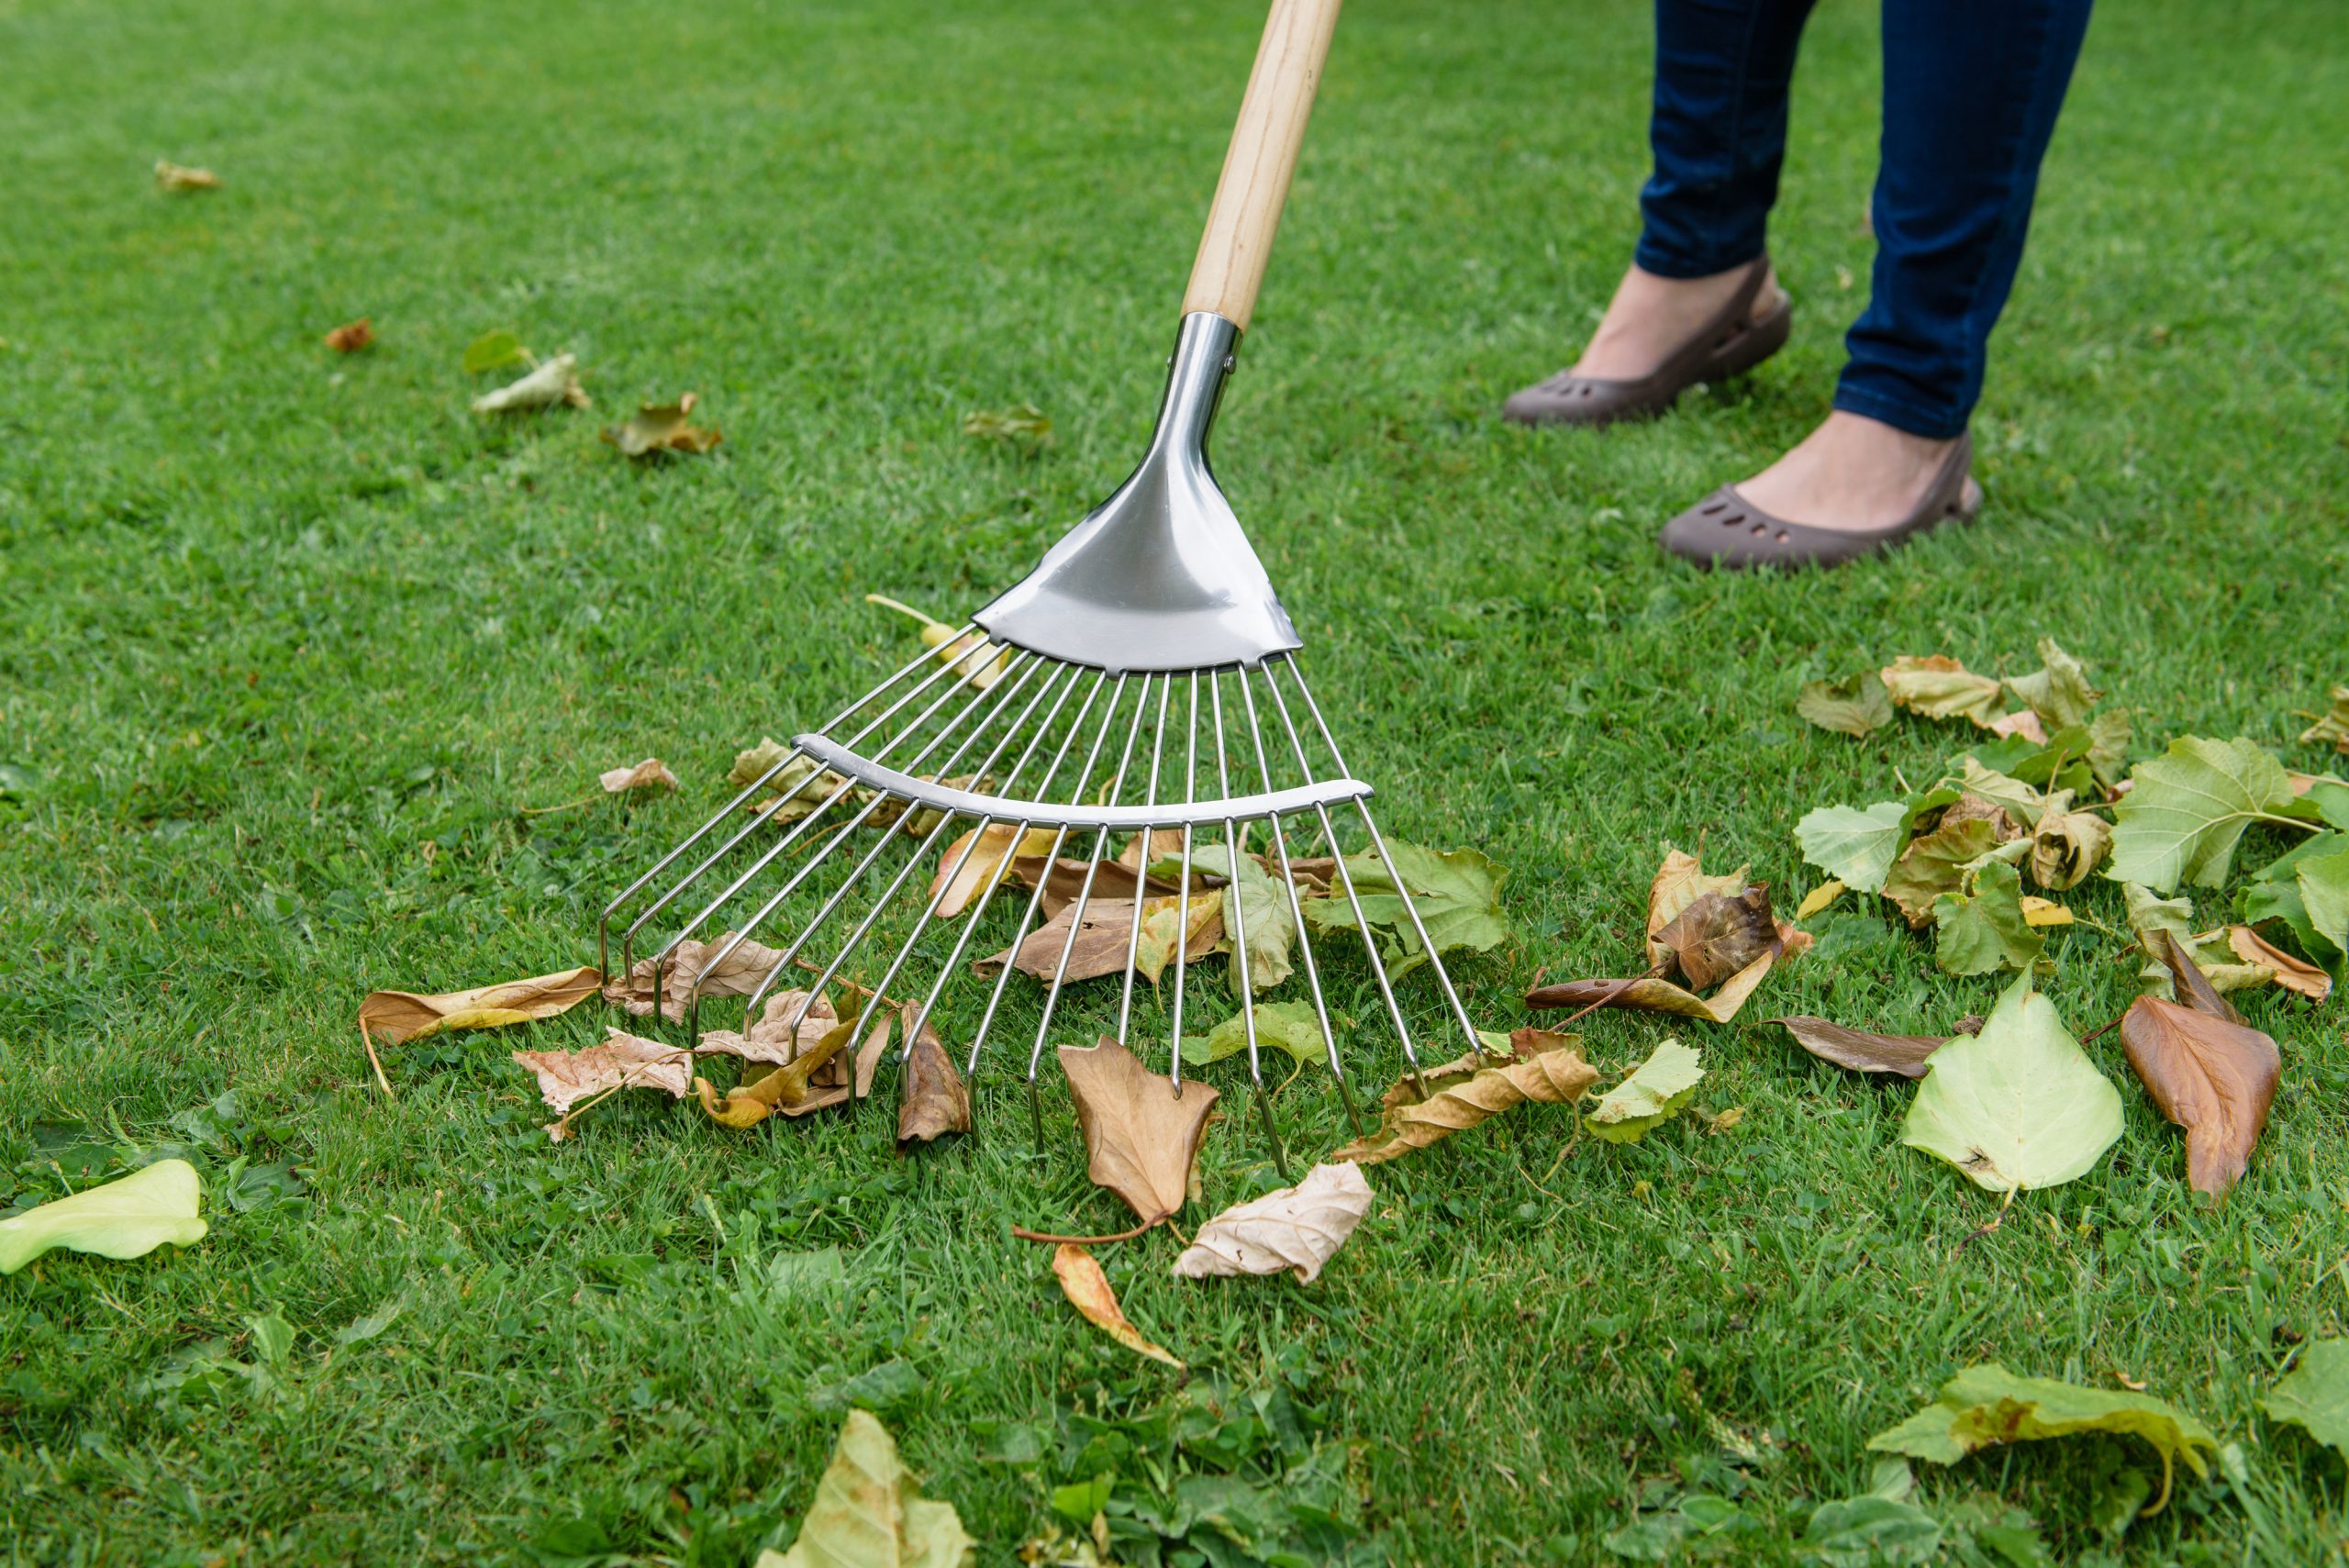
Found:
[1525,0,1816,387]
[1732,0,2094,532]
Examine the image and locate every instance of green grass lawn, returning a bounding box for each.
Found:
[5,0,2349,1561]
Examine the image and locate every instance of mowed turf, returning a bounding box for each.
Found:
[4,0,2348,1561]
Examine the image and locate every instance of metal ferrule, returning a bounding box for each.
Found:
[972,312,1304,673]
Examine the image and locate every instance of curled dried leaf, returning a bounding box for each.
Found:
[602,393,722,457]
[931,824,1062,919]
[2227,925,2331,1002]
[323,318,374,352]
[471,352,589,413]
[1653,885,1777,990]
[897,1006,971,1149]
[154,160,221,191]
[359,964,602,1044]
[1051,1245,1182,1367]
[1880,655,2006,728]
[1774,1017,1950,1080]
[598,757,678,795]
[601,932,787,1021]
[1332,1039,1596,1165]
[512,1029,692,1115]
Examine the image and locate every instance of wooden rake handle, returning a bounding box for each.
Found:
[1181,0,1342,332]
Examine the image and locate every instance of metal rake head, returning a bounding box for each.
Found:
[597,316,1484,1173]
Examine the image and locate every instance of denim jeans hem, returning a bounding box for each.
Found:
[1831,383,1971,442]
[1632,236,1768,281]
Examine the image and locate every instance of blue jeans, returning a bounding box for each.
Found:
[1634,0,2094,439]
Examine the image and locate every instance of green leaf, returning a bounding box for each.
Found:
[248,1309,295,1366]
[1051,1472,1114,1523]
[1801,1496,1943,1567]
[2108,737,2307,892]
[1956,758,2049,828]
[1882,816,2004,927]
[1795,801,1909,895]
[1180,1000,1328,1068]
[1301,840,1508,973]
[2121,883,2269,996]
[1584,1039,1703,1144]
[811,1359,926,1413]
[1798,673,1893,737]
[1178,842,1297,995]
[461,328,527,373]
[0,1158,208,1273]
[2299,842,2349,956]
[2084,708,2134,789]
[758,1409,974,1568]
[1868,1362,2217,1513]
[335,1298,405,1347]
[1933,862,2045,975]
[2007,638,2098,730]
[2262,1340,2349,1460]
[1901,975,2122,1194]
[2297,778,2349,832]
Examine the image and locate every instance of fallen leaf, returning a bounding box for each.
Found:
[1883,816,2005,928]
[1643,848,1749,956]
[511,1029,692,1115]
[897,1008,971,1149]
[2086,708,2135,789]
[359,964,602,1043]
[697,989,842,1065]
[1956,759,2051,829]
[756,1408,975,1568]
[1798,674,1893,737]
[2008,639,2099,731]
[1135,890,1225,983]
[1796,802,1909,895]
[2110,737,2307,892]
[602,933,787,1021]
[730,740,856,824]
[2227,925,2331,1001]
[1801,1496,1942,1565]
[598,757,678,795]
[1584,1038,1704,1143]
[1901,975,2123,1194]
[1522,946,1781,1025]
[2020,896,2073,927]
[931,823,1062,919]
[1653,885,1778,989]
[2299,686,2349,755]
[0,1159,207,1274]
[1797,881,1848,920]
[852,1010,895,1098]
[1933,861,2046,975]
[1058,1037,1218,1227]
[2303,842,2349,956]
[1179,1000,1328,1069]
[601,393,722,457]
[1010,854,1184,919]
[1117,828,1187,873]
[2121,933,2280,1197]
[695,996,868,1129]
[1182,844,1297,995]
[323,318,374,353]
[154,160,220,191]
[2030,806,2112,890]
[1299,840,1508,973]
[461,329,528,373]
[963,403,1052,444]
[978,899,1140,983]
[1050,1245,1182,1368]
[1775,1017,1952,1080]
[2263,1340,2349,1462]
[1706,1106,1744,1134]
[865,594,1009,690]
[1986,709,2049,745]
[1880,655,2006,728]
[1869,1363,2216,1514]
[1172,1162,1371,1284]
[471,352,589,413]
[1332,1038,1595,1164]
[2123,884,2272,997]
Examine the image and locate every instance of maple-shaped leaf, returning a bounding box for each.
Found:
[1870,1363,2215,1515]
[1882,816,2004,928]
[359,964,602,1044]
[2263,1340,2349,1462]
[1050,1245,1182,1368]
[1182,842,1297,995]
[601,393,722,457]
[1798,673,1893,737]
[512,1029,692,1117]
[896,1007,970,1149]
[1179,1000,1328,1069]
[471,352,589,413]
[1300,840,1508,973]
[0,1159,207,1275]
[1584,1039,1703,1143]
[1058,1038,1217,1227]
[602,932,787,1021]
[1796,801,1909,895]
[756,1408,974,1568]
[1932,861,2045,976]
[1901,975,2121,1195]
[1332,1037,1595,1165]
[1880,655,2006,728]
[2007,638,2099,730]
[2120,931,2280,1198]
[2109,737,2309,892]
[1172,1162,1372,1284]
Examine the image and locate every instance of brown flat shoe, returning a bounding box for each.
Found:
[1502,256,1791,428]
[1657,433,1981,570]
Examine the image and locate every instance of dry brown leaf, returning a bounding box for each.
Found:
[511,1028,691,1115]
[1646,848,1750,965]
[693,996,868,1129]
[323,318,374,353]
[897,1007,971,1149]
[1172,1162,1372,1284]
[1117,829,1188,874]
[2121,995,2280,1200]
[1010,855,1189,920]
[975,899,1138,983]
[1051,1245,1184,1368]
[358,964,602,1044]
[2228,926,2332,1002]
[1058,1037,1218,1227]
[931,824,1061,919]
[1135,891,1225,983]
[1653,885,1778,990]
[1774,1016,1951,1080]
[1334,1039,1597,1165]
[598,757,678,795]
[1987,709,2051,744]
[601,932,787,1021]
[853,1012,895,1097]
[1943,792,2025,842]
[601,392,722,457]
[471,353,590,413]
[1523,944,1781,1026]
[2030,807,2113,890]
[154,160,221,191]
[696,989,840,1065]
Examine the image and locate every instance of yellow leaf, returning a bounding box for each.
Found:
[154,160,221,192]
[930,823,1060,919]
[2020,896,2074,928]
[601,393,722,457]
[1051,1245,1184,1369]
[357,965,602,1044]
[1797,880,1847,920]
[865,595,1009,689]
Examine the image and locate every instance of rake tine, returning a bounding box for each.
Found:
[1168,673,1201,1090]
[1116,675,1174,1047]
[1209,670,1288,1181]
